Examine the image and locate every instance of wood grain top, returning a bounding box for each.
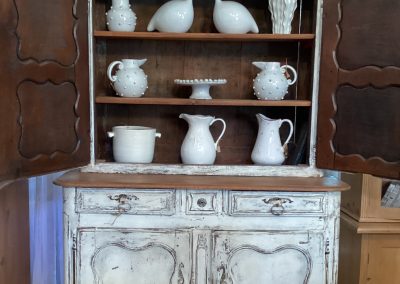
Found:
[95,97,312,107]
[94,31,315,42]
[55,170,349,192]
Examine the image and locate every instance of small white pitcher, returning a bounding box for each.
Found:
[180,114,226,165]
[107,59,148,97]
[251,114,293,165]
[252,61,297,100]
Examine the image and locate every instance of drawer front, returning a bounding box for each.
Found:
[76,188,175,215]
[228,192,326,217]
[186,191,219,215]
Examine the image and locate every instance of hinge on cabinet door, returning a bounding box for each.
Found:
[325,239,330,255]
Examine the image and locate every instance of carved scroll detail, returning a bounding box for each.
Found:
[91,242,178,284]
[225,245,312,284]
[14,0,78,66]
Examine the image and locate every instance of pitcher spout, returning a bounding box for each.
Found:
[256,113,274,125]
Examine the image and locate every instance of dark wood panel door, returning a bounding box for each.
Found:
[317,0,400,179]
[0,0,90,180]
[0,179,30,284]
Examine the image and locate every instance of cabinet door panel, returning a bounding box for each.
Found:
[0,0,90,180]
[212,230,325,284]
[77,229,191,284]
[317,0,400,179]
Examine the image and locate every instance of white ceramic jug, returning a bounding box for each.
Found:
[180,114,226,165]
[107,59,148,97]
[251,114,293,165]
[252,61,297,100]
[106,0,136,32]
[213,0,259,34]
[147,0,194,33]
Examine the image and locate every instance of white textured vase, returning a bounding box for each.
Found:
[213,0,259,34]
[107,59,148,97]
[106,0,136,32]
[147,0,194,33]
[268,0,297,34]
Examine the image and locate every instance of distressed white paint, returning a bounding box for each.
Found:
[308,0,324,168]
[82,163,323,177]
[63,187,341,283]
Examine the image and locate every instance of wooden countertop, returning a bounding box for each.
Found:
[55,170,349,192]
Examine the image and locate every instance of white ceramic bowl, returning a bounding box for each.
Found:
[108,126,161,163]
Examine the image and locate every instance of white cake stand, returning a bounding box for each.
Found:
[174,79,227,99]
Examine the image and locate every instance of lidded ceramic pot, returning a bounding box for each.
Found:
[106,0,137,32]
[107,59,148,97]
[107,126,161,163]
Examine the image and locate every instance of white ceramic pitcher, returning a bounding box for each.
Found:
[252,61,297,100]
[251,114,293,165]
[179,114,226,165]
[107,59,148,97]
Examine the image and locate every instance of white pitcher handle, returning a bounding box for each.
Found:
[210,118,226,151]
[107,60,122,82]
[280,119,294,147]
[281,65,297,86]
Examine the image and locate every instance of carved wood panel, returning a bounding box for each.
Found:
[0,0,90,180]
[212,230,325,283]
[77,229,191,284]
[317,0,400,179]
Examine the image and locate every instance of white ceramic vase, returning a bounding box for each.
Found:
[108,126,161,163]
[106,0,137,32]
[180,114,226,165]
[147,0,194,33]
[107,59,148,97]
[213,0,259,34]
[268,0,297,34]
[252,61,297,100]
[251,114,294,165]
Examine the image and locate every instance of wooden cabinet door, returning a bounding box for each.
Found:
[0,0,90,181]
[77,229,191,284]
[317,0,400,179]
[211,230,326,284]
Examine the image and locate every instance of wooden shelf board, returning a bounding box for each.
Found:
[55,169,349,192]
[94,31,315,42]
[95,96,312,107]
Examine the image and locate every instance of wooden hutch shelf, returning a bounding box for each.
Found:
[95,96,312,107]
[96,96,311,107]
[94,31,315,42]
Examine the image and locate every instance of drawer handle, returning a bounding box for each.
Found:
[262,197,293,216]
[108,194,139,212]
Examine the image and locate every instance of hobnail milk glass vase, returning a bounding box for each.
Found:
[268,0,297,34]
[106,0,137,32]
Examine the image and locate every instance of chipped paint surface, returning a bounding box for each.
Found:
[63,187,341,283]
[82,163,323,178]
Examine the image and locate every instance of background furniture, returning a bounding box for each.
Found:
[339,173,400,284]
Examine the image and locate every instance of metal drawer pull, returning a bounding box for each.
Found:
[108,194,139,212]
[262,197,293,216]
